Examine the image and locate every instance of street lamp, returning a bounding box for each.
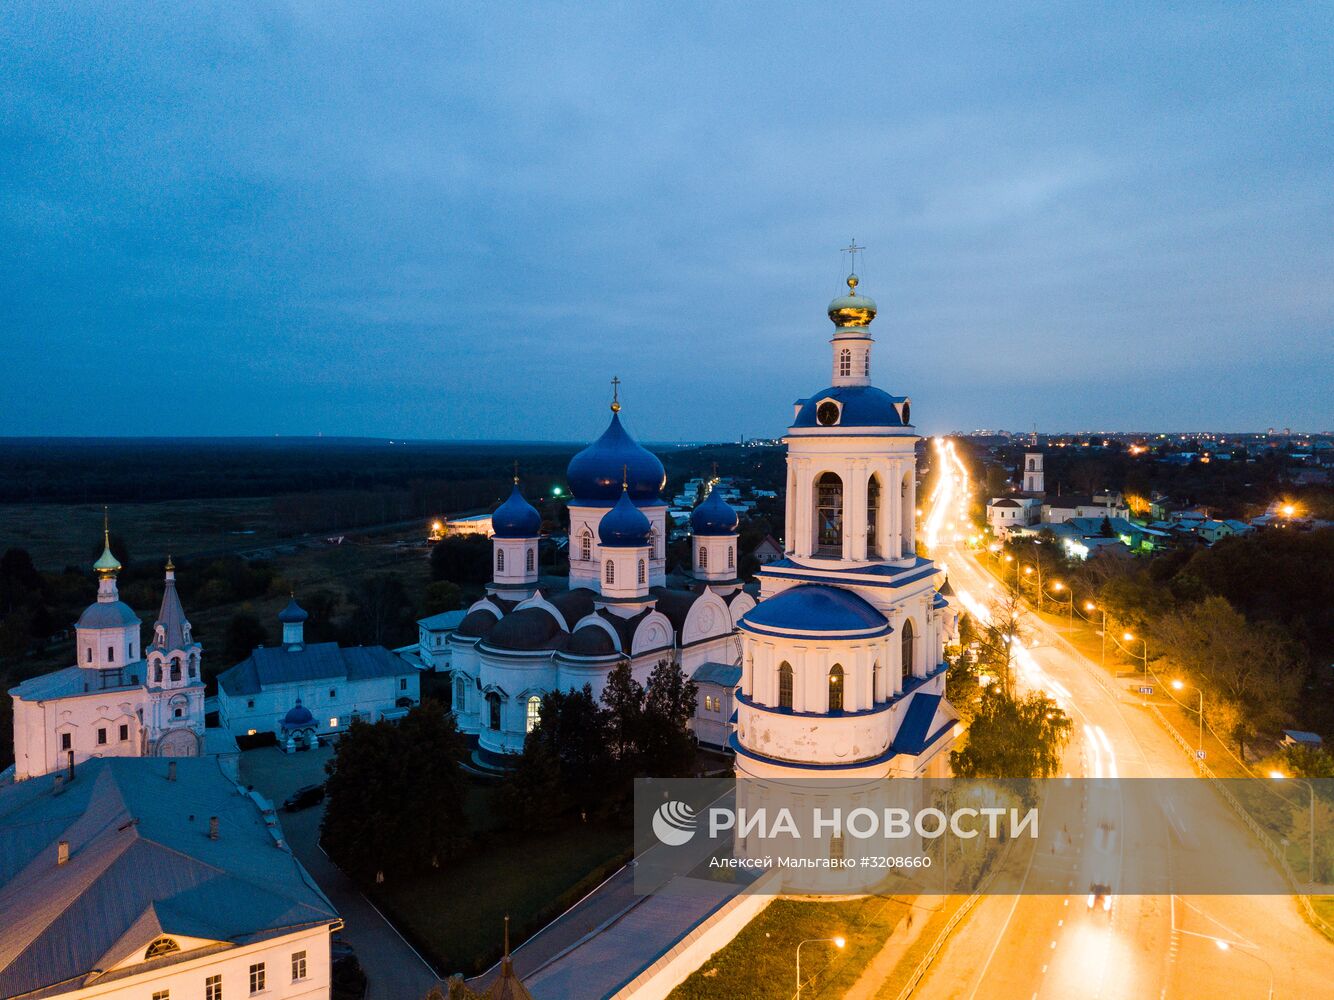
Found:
[1171,678,1204,762]
[1209,938,1275,1000]
[1270,771,1317,885]
[1045,581,1073,630]
[796,937,846,997]
[1121,632,1149,680]
[1083,601,1108,670]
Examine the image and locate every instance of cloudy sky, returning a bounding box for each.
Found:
[3,3,1331,441]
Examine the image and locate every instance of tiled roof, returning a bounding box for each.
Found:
[217,642,412,697]
[0,758,337,1000]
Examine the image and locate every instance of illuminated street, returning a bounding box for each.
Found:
[913,438,1333,1000]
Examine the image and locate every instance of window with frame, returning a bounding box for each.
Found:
[205,974,222,1000]
[901,619,915,684]
[777,662,793,710]
[605,560,614,584]
[145,937,180,959]
[86,647,92,663]
[816,473,844,554]
[152,991,170,1000]
[698,545,707,569]
[828,664,844,712]
[839,348,852,377]
[526,695,541,733]
[400,677,407,690]
[107,645,114,662]
[291,951,307,981]
[487,692,502,731]
[866,475,881,556]
[60,732,71,750]
[170,657,181,682]
[727,545,734,569]
[862,352,870,376]
[496,548,505,572]
[526,547,535,572]
[249,962,265,994]
[637,559,646,584]
[119,723,129,741]
[97,727,107,745]
[581,530,592,561]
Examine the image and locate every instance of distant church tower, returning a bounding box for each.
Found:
[1023,452,1044,495]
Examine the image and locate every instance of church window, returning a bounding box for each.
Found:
[698,545,707,569]
[145,937,180,960]
[526,695,542,733]
[86,647,92,663]
[497,549,505,572]
[119,723,129,741]
[830,833,845,862]
[174,708,183,718]
[152,991,169,1000]
[816,473,844,555]
[399,677,407,691]
[97,727,107,745]
[292,951,307,982]
[866,474,881,557]
[605,560,615,584]
[637,559,646,584]
[329,717,338,727]
[727,546,734,569]
[526,547,535,572]
[828,664,844,712]
[107,645,114,663]
[839,348,852,377]
[189,658,197,678]
[487,692,502,731]
[777,662,793,710]
[863,352,870,376]
[873,660,881,702]
[901,619,916,685]
[155,663,163,683]
[249,962,265,994]
[129,641,135,659]
[61,732,71,751]
[454,675,466,706]
[581,530,592,561]
[205,974,222,1000]
[170,658,181,682]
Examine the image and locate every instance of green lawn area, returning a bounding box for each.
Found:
[1310,897,1334,942]
[671,896,909,1000]
[371,804,630,977]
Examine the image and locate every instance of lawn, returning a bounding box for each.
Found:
[372,816,631,977]
[670,895,909,1000]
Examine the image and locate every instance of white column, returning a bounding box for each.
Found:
[785,461,797,555]
[794,460,813,558]
[848,461,867,561]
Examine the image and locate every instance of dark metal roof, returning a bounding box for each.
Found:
[217,642,412,697]
[649,587,701,632]
[484,608,567,652]
[457,608,501,638]
[566,625,617,656]
[547,589,596,630]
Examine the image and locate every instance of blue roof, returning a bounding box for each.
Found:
[491,482,542,538]
[691,488,739,536]
[892,693,942,754]
[218,642,413,697]
[277,597,308,624]
[792,385,909,429]
[598,490,652,547]
[567,411,665,504]
[692,661,742,687]
[75,600,140,629]
[740,585,889,636]
[283,699,315,728]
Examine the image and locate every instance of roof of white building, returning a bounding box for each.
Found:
[0,757,337,1000]
[417,609,467,632]
[10,664,149,702]
[217,641,413,697]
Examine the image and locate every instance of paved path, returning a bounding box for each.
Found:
[843,898,936,1000]
[241,746,441,1000]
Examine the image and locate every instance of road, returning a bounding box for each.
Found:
[911,438,1332,1000]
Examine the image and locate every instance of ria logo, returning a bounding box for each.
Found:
[652,800,698,846]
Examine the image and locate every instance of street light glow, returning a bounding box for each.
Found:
[1123,632,1134,642]
[1215,939,1229,951]
[1085,601,1096,611]
[1052,581,1063,591]
[833,936,846,948]
[1171,679,1184,690]
[1269,770,1287,780]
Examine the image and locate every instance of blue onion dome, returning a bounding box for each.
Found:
[278,597,308,624]
[283,699,314,728]
[691,488,738,536]
[598,489,652,547]
[792,385,910,429]
[827,274,877,328]
[492,481,541,538]
[567,411,666,504]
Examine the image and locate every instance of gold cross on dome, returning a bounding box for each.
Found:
[610,375,622,413]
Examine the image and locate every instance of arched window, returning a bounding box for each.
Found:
[189,656,197,679]
[901,619,916,685]
[863,351,870,376]
[581,529,592,561]
[145,937,180,960]
[828,664,844,712]
[839,348,852,377]
[727,545,734,569]
[637,559,646,584]
[900,473,914,557]
[526,695,542,733]
[649,525,660,558]
[1029,458,1036,470]
[872,660,881,702]
[777,662,793,709]
[169,658,181,682]
[605,560,614,584]
[866,474,881,557]
[454,675,466,707]
[496,549,505,572]
[816,473,844,555]
[154,662,163,683]
[699,545,708,569]
[526,547,535,572]
[487,692,502,731]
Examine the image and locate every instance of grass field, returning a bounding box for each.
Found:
[670,895,910,1000]
[372,817,631,976]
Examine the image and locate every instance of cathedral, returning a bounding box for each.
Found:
[450,390,756,761]
[451,268,958,777]
[8,525,207,781]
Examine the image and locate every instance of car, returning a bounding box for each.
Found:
[283,783,325,811]
[1087,882,1113,914]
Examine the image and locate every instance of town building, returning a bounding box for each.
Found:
[8,533,212,782]
[1044,490,1129,523]
[441,412,756,761]
[0,756,339,1000]
[216,598,420,747]
[731,271,960,787]
[986,495,1042,536]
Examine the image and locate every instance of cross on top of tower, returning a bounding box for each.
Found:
[610,375,622,413]
[513,459,520,485]
[841,238,865,281]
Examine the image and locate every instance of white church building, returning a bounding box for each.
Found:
[732,272,961,783]
[443,397,757,761]
[8,530,208,782]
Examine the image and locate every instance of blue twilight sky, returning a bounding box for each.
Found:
[2,3,1331,442]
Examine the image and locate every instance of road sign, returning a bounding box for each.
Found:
[1138,686,1154,695]
[1196,750,1206,759]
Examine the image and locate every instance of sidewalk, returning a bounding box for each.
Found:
[843,899,937,1000]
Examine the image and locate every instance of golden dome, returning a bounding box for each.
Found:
[827,274,877,328]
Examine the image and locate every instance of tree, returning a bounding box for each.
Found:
[950,687,1072,779]
[223,612,269,664]
[1152,595,1300,757]
[975,588,1027,697]
[430,536,492,585]
[424,580,464,616]
[640,658,699,777]
[322,700,469,880]
[346,573,417,647]
[499,684,612,828]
